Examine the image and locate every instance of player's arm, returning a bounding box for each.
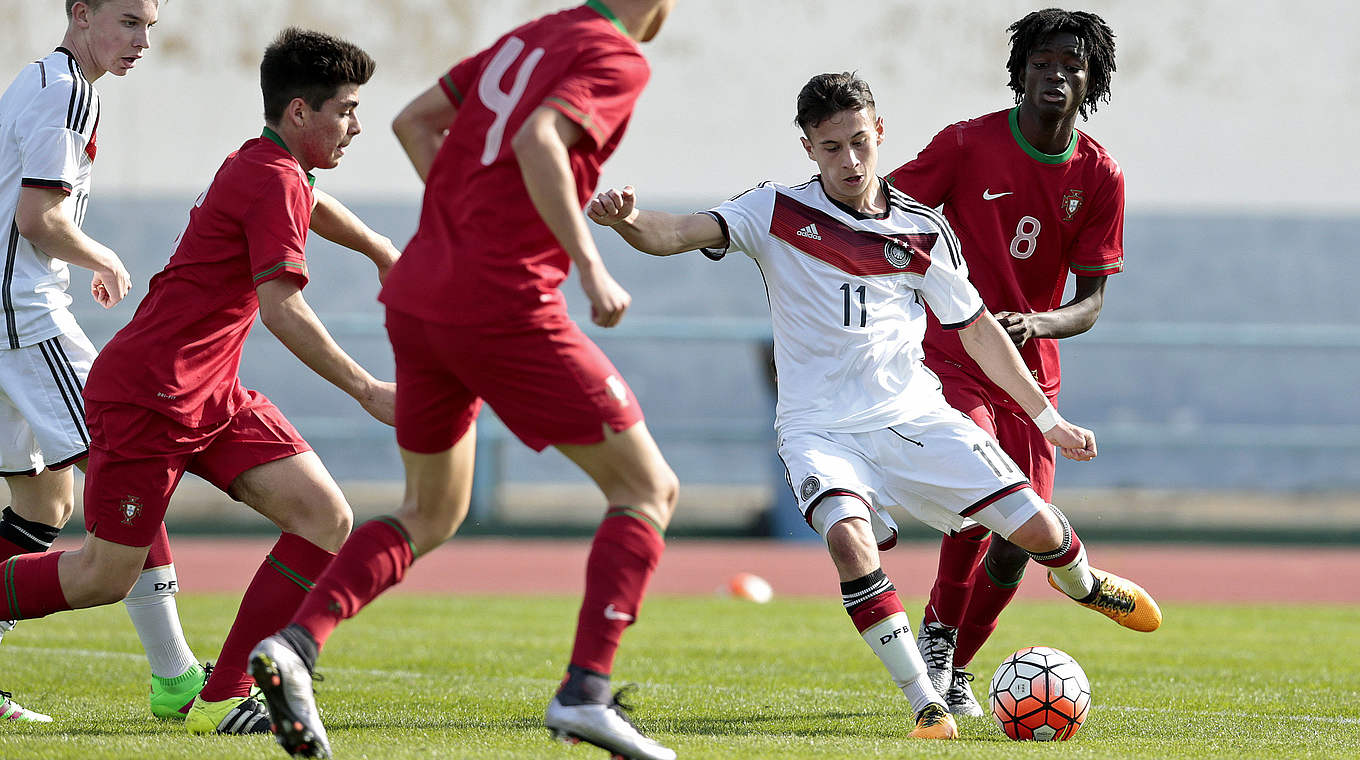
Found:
[995,275,1107,347]
[511,105,630,327]
[957,312,1097,462]
[392,84,458,183]
[309,188,400,283]
[14,186,131,307]
[256,277,395,425]
[588,186,725,256]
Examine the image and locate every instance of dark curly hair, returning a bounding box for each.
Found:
[261,27,376,125]
[1006,9,1116,119]
[794,72,876,132]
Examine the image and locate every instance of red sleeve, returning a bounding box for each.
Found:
[885,124,959,208]
[245,168,312,289]
[542,47,650,152]
[439,52,483,106]
[1069,161,1125,276]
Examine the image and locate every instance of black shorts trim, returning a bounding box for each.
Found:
[46,449,89,471]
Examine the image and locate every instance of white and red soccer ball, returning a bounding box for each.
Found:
[989,645,1091,741]
[722,572,773,603]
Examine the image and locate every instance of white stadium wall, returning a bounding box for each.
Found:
[1,0,1356,213]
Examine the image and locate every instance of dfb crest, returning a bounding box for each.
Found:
[799,475,821,501]
[883,240,913,269]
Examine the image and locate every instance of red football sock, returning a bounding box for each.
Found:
[569,508,665,675]
[143,524,173,569]
[198,533,334,702]
[0,551,70,620]
[923,531,989,627]
[0,536,28,561]
[291,517,415,650]
[953,560,1023,668]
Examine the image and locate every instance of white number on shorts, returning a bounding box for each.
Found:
[973,440,1017,477]
[477,36,545,166]
[1008,215,1041,259]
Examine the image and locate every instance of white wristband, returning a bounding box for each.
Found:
[1031,403,1060,433]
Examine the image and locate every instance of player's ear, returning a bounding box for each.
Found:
[286,97,309,128]
[874,116,884,145]
[800,136,815,161]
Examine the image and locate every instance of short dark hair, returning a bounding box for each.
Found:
[1006,8,1117,119]
[794,72,876,132]
[260,27,376,125]
[66,0,100,17]
[67,0,142,18]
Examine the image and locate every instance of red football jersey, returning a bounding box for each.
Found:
[886,108,1124,405]
[379,0,650,326]
[84,129,313,426]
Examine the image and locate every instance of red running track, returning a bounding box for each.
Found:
[54,537,1354,604]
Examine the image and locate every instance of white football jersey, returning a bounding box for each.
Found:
[704,177,985,436]
[0,48,99,349]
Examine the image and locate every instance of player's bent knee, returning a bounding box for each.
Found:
[393,507,463,555]
[1002,507,1064,555]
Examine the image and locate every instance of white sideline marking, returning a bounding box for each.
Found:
[12,645,1360,727]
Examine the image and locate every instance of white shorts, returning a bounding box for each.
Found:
[0,330,95,475]
[779,405,1044,548]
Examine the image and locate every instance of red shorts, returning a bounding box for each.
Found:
[83,390,310,547]
[933,361,1056,502]
[386,307,644,453]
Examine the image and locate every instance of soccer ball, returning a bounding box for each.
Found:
[722,572,774,603]
[988,645,1091,741]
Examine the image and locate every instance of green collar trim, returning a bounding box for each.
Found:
[1008,107,1077,164]
[585,0,628,36]
[261,127,316,186]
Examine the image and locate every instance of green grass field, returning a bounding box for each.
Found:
[1,592,1356,759]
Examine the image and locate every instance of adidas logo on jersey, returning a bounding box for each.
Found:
[796,223,821,241]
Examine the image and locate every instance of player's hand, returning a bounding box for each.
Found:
[91,262,132,308]
[587,186,637,227]
[358,379,397,426]
[579,263,630,327]
[995,311,1036,348]
[1044,419,1097,461]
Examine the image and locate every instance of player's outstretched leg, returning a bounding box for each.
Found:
[1047,567,1162,632]
[0,689,52,723]
[1022,506,1162,632]
[546,674,675,760]
[250,628,330,759]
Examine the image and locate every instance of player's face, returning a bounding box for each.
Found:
[1021,32,1089,121]
[79,0,158,77]
[296,84,363,172]
[800,107,884,206]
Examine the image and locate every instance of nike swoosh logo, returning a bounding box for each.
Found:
[603,604,635,622]
[982,189,1013,200]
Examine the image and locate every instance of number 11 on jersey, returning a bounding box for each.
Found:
[840,283,867,327]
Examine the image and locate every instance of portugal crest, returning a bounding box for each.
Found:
[883,240,913,269]
[1060,189,1084,221]
[119,495,143,526]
